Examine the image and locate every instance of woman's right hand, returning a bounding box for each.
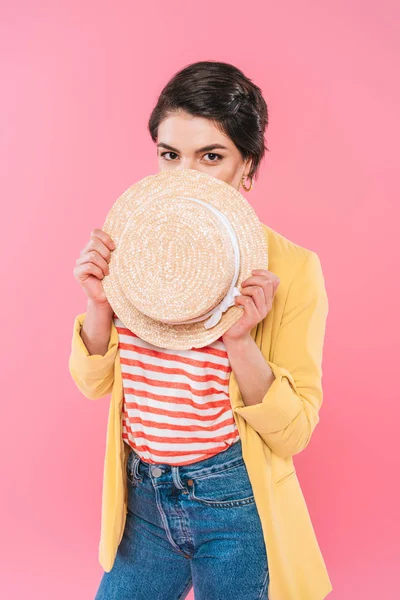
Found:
[73,229,116,306]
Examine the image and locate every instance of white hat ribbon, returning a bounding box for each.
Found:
[203,285,241,329]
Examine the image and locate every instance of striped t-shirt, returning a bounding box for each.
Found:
[113,314,240,466]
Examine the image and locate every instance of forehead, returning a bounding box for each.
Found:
[157,112,234,150]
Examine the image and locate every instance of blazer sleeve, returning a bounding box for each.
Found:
[233,251,329,459]
[68,312,119,400]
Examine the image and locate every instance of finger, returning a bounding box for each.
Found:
[76,249,110,276]
[241,278,275,304]
[92,228,116,251]
[242,273,280,296]
[240,285,271,316]
[242,272,280,288]
[234,293,259,322]
[74,262,106,282]
[80,235,113,264]
[251,269,280,282]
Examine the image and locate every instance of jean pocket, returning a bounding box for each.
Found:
[187,461,255,507]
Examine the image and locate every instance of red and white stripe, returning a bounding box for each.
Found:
[114,314,240,466]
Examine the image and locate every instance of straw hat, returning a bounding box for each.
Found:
[101,168,268,350]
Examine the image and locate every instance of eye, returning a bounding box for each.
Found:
[204,153,223,163]
[160,151,179,161]
[159,151,224,163]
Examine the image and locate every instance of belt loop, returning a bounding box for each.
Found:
[133,455,141,479]
[171,466,185,489]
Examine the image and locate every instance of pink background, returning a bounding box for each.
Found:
[1,1,398,598]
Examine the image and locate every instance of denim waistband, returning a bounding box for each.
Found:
[129,439,244,479]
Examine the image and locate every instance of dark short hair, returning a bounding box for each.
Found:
[148,60,269,180]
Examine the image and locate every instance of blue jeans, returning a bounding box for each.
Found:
[95,438,270,599]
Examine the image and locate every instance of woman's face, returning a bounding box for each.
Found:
[156,111,252,191]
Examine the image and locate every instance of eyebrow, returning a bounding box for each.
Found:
[157,142,230,153]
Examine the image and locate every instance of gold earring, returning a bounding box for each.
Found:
[241,174,253,192]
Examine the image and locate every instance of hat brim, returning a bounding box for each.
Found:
[101,168,268,349]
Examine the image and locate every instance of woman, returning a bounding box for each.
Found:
[69,61,332,600]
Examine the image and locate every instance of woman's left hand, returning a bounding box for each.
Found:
[222,269,280,343]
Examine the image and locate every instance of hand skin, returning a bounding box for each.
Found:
[74,228,116,356]
[222,334,276,407]
[80,299,114,356]
[221,268,280,407]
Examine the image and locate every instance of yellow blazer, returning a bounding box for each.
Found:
[69,223,333,600]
